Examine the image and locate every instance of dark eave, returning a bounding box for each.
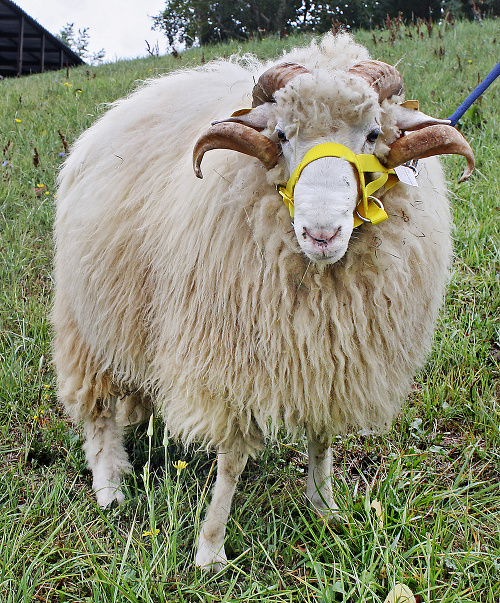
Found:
[0,0,85,77]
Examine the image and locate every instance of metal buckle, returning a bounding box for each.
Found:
[355,196,385,223]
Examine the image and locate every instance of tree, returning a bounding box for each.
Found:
[297,0,383,32]
[152,0,500,48]
[379,0,442,21]
[152,0,304,47]
[58,23,106,65]
[442,0,500,19]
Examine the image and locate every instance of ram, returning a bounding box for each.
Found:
[53,33,474,570]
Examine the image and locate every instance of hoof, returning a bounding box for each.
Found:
[305,492,340,523]
[195,538,227,572]
[95,484,125,507]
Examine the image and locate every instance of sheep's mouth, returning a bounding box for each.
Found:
[298,227,349,265]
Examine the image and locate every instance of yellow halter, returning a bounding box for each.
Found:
[277,143,399,227]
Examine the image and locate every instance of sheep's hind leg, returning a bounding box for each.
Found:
[306,431,339,520]
[83,396,132,507]
[195,440,248,572]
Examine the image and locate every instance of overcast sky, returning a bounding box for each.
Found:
[16,0,168,62]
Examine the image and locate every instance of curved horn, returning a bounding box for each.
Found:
[252,62,311,107]
[349,60,404,102]
[193,122,280,179]
[385,124,475,182]
[193,62,308,177]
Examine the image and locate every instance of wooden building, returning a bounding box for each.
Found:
[0,0,84,77]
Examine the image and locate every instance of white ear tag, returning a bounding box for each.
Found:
[394,165,418,187]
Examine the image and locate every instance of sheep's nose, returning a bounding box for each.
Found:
[303,226,341,248]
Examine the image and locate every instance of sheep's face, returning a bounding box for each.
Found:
[272,73,382,265]
[193,62,473,266]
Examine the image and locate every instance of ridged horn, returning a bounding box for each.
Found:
[252,62,311,107]
[385,124,475,182]
[349,60,404,102]
[193,122,280,179]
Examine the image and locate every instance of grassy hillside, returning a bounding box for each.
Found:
[0,18,499,602]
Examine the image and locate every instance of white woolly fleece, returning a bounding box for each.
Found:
[53,33,452,457]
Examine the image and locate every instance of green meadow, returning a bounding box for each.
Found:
[0,18,499,602]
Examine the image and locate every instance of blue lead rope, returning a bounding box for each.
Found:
[447,59,500,126]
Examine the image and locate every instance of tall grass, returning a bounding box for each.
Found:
[0,18,499,602]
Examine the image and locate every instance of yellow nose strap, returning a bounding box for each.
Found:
[277,143,399,227]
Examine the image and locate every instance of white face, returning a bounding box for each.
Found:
[277,122,381,265]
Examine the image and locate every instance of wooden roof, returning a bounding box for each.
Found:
[0,0,85,77]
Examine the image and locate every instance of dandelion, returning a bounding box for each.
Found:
[15,118,21,123]
[44,384,50,389]
[63,82,73,88]
[142,528,160,537]
[173,460,188,474]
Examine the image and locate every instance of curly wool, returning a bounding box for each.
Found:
[271,70,381,141]
[53,33,451,456]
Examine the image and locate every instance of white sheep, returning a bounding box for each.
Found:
[52,33,474,570]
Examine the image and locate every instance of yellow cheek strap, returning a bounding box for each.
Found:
[277,143,399,227]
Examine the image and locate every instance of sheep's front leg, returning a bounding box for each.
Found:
[306,432,338,519]
[82,397,131,507]
[195,441,248,571]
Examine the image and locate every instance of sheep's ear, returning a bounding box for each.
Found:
[211,104,270,132]
[392,104,451,131]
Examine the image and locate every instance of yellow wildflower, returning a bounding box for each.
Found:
[142,528,160,537]
[173,460,188,474]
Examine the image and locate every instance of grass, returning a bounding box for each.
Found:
[0,17,499,602]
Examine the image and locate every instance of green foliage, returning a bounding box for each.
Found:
[57,22,106,65]
[0,18,499,602]
[443,0,500,19]
[152,0,304,47]
[152,0,500,48]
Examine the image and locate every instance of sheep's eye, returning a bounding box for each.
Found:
[276,129,287,142]
[367,128,381,143]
